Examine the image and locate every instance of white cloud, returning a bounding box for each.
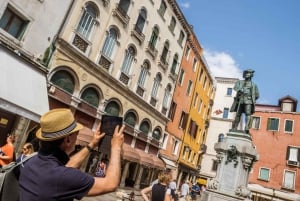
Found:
[179,2,190,9]
[203,50,243,79]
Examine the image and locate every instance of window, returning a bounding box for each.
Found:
[121,46,135,74]
[178,69,185,85]
[192,58,198,72]
[160,41,169,64]
[267,118,279,131]
[102,28,118,58]
[203,76,207,89]
[124,112,137,127]
[212,160,218,171]
[258,167,270,181]
[282,170,296,190]
[151,74,162,98]
[0,7,28,39]
[169,17,176,32]
[158,1,167,17]
[104,101,120,116]
[168,101,177,120]
[178,31,185,45]
[50,70,75,94]
[80,87,99,107]
[135,8,147,34]
[198,68,204,82]
[188,120,198,138]
[77,3,98,39]
[286,146,300,165]
[162,133,168,149]
[138,61,149,87]
[149,26,159,50]
[172,139,179,155]
[152,129,161,140]
[139,120,150,135]
[185,46,190,58]
[226,88,233,96]
[251,116,261,129]
[179,111,188,129]
[282,102,293,112]
[222,108,229,119]
[186,80,193,96]
[284,119,293,133]
[193,93,198,108]
[118,0,130,14]
[170,54,178,75]
[198,99,203,113]
[163,85,171,109]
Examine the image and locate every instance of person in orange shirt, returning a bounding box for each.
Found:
[0,134,16,167]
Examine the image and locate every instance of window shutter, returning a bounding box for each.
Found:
[182,112,189,130]
[298,148,300,162]
[286,146,290,160]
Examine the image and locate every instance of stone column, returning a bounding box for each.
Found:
[120,161,130,187]
[134,166,144,189]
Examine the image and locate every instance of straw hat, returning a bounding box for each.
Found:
[36,108,83,141]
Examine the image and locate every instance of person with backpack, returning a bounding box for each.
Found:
[18,108,125,201]
[141,171,172,201]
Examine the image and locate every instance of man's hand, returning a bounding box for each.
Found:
[89,124,105,149]
[111,125,125,150]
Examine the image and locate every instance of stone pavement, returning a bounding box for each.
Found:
[79,187,202,201]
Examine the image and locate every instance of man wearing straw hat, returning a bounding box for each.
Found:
[19,108,125,201]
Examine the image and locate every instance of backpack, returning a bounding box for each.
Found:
[0,153,37,201]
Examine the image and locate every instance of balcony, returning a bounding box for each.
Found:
[136,85,145,97]
[119,72,130,85]
[150,97,157,107]
[146,43,158,60]
[72,33,89,53]
[158,58,168,71]
[112,5,130,28]
[131,26,145,45]
[98,54,112,70]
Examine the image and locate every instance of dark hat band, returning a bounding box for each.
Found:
[41,121,77,139]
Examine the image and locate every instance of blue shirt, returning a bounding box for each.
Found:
[19,149,94,201]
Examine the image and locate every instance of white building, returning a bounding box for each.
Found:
[0,0,72,150]
[199,77,238,183]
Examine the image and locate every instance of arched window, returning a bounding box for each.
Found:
[124,112,137,127]
[77,3,98,38]
[81,87,99,107]
[138,61,149,87]
[118,0,130,14]
[170,54,178,74]
[169,17,176,32]
[139,120,150,135]
[105,101,120,116]
[149,26,159,50]
[151,73,162,98]
[102,27,118,58]
[50,70,75,94]
[152,128,162,140]
[121,46,135,74]
[163,84,172,108]
[158,1,167,17]
[160,41,169,64]
[135,8,147,34]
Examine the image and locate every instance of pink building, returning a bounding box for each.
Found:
[249,95,300,200]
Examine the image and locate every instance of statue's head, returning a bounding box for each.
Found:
[243,69,255,78]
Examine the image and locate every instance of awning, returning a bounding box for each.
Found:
[137,149,154,167]
[0,46,49,122]
[122,143,140,163]
[248,184,300,201]
[160,157,177,168]
[77,127,93,146]
[197,178,207,185]
[150,155,165,170]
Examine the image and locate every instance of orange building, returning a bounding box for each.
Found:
[249,95,300,200]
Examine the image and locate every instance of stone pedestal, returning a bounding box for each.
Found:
[201,130,258,201]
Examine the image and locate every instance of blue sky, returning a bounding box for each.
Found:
[178,0,300,107]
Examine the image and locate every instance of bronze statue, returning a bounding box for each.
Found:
[230,69,259,132]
